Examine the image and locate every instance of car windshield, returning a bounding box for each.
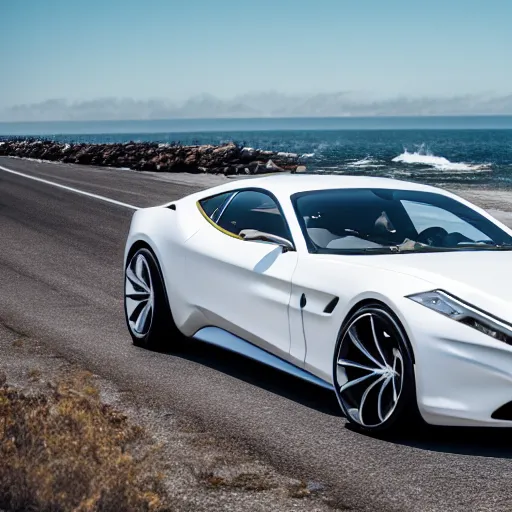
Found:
[292,188,512,254]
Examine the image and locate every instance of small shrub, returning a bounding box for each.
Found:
[0,372,171,512]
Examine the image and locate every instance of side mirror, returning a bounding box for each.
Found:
[239,229,295,252]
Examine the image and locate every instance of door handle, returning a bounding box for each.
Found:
[300,293,307,309]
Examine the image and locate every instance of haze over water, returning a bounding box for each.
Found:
[2,116,512,189]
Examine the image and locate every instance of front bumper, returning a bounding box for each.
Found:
[401,299,512,427]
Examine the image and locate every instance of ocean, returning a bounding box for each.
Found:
[1,116,512,189]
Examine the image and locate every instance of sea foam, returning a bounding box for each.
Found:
[392,146,490,172]
[346,156,384,169]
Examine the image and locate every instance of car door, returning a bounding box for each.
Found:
[184,189,298,359]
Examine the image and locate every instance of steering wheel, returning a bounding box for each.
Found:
[416,226,448,246]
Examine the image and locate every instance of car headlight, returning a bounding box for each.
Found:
[408,290,512,345]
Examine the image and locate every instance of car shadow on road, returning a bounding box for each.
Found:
[347,423,512,459]
[167,338,342,417]
[158,338,512,458]
[397,426,512,459]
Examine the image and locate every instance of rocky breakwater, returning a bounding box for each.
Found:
[0,139,303,175]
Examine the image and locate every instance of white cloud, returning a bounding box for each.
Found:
[2,92,512,122]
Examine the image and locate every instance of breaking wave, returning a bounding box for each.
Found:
[346,156,385,169]
[392,145,490,172]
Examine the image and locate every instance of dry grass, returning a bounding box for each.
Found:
[200,470,277,492]
[287,481,311,499]
[28,368,42,381]
[0,371,172,512]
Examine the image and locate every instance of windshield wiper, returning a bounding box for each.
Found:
[450,242,512,251]
[388,239,512,253]
[315,238,512,255]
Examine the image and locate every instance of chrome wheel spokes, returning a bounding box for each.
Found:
[336,312,404,428]
[125,253,154,337]
[370,315,387,367]
[347,327,385,370]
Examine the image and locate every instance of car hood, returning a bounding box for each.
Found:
[364,251,512,320]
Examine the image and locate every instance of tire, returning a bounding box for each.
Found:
[124,247,180,350]
[333,303,420,434]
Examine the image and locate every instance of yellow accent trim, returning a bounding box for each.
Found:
[196,201,242,239]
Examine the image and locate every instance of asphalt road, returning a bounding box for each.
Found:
[2,156,512,512]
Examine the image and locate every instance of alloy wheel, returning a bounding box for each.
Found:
[125,252,154,338]
[335,310,405,428]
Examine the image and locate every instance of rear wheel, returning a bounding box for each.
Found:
[333,303,419,434]
[124,247,180,350]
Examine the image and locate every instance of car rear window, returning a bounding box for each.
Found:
[198,192,233,219]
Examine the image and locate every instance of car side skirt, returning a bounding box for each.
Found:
[192,326,334,390]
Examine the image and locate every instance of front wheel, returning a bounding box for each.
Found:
[333,303,419,434]
[124,247,180,350]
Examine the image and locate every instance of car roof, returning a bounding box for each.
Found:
[199,173,442,198]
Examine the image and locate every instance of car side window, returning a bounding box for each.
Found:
[199,192,233,219]
[217,190,291,241]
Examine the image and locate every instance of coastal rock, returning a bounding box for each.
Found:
[277,151,298,160]
[265,159,283,172]
[0,138,302,174]
[241,147,255,159]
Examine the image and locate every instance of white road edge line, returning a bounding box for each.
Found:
[0,164,140,210]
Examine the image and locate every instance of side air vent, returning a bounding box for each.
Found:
[167,204,176,210]
[323,297,339,314]
[492,401,512,421]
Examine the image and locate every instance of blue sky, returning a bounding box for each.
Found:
[1,0,511,119]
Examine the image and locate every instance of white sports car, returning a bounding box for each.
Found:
[124,174,512,433]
